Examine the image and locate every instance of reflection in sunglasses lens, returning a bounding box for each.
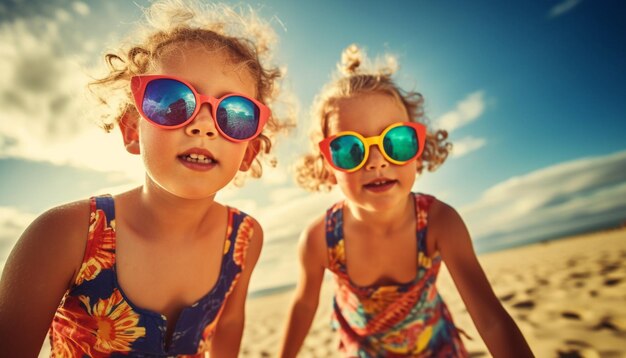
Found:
[217,96,259,140]
[330,135,365,169]
[384,126,418,161]
[143,79,196,126]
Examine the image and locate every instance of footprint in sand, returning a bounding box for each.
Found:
[512,300,535,309]
[561,311,582,320]
[603,278,622,287]
[592,316,620,332]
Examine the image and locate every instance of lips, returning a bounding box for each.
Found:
[177,147,218,171]
[363,178,398,192]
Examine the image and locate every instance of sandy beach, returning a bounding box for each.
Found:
[37,228,626,357]
[241,228,626,357]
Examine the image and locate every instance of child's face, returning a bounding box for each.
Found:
[327,93,418,211]
[130,44,258,199]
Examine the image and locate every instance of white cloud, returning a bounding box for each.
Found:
[72,2,90,16]
[268,186,308,205]
[450,136,486,158]
[257,189,343,243]
[434,91,488,158]
[0,206,37,272]
[461,150,626,251]
[548,0,583,18]
[54,8,70,23]
[247,189,343,292]
[434,91,486,133]
[0,15,143,182]
[260,163,290,185]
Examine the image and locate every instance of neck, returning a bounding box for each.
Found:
[121,179,221,242]
[344,193,414,235]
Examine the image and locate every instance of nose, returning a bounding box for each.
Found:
[185,104,217,138]
[365,146,389,171]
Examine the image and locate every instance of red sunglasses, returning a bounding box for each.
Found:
[130,74,270,142]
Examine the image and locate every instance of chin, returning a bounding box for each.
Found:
[363,188,412,209]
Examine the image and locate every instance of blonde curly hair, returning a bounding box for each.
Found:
[295,44,451,192]
[88,0,292,181]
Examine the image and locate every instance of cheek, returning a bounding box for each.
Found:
[139,124,170,154]
[222,142,249,167]
[333,171,361,189]
[398,161,418,183]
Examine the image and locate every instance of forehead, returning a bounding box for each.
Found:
[328,92,409,136]
[151,43,257,97]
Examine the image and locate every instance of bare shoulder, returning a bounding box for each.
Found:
[428,198,464,228]
[18,199,90,262]
[298,213,328,268]
[427,198,470,254]
[0,199,91,353]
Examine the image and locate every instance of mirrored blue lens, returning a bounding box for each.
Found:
[383,125,418,161]
[216,96,260,140]
[330,135,365,170]
[142,79,196,126]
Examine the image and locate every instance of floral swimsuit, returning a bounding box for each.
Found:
[49,195,254,357]
[326,193,468,357]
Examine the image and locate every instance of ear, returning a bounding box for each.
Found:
[239,139,261,171]
[119,111,140,155]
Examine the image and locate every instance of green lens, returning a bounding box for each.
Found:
[329,135,365,170]
[383,125,418,162]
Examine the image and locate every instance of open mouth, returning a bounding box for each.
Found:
[363,179,398,191]
[178,153,217,164]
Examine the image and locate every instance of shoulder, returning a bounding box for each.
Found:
[26,199,91,246]
[426,198,472,255]
[298,213,328,268]
[300,213,326,249]
[427,198,463,227]
[12,199,91,285]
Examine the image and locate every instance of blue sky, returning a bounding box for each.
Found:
[1,0,625,291]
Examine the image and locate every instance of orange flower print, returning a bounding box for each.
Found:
[417,251,432,269]
[417,208,428,230]
[361,286,402,314]
[330,239,345,268]
[50,330,83,358]
[76,210,116,285]
[233,216,253,266]
[78,289,146,353]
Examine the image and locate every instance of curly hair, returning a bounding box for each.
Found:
[88,0,293,182]
[295,44,451,192]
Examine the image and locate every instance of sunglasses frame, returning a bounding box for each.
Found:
[319,121,427,173]
[130,74,270,143]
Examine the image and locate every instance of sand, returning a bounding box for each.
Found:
[38,228,626,357]
[241,228,626,357]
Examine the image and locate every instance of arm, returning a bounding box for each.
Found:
[430,200,534,358]
[210,217,264,358]
[0,201,89,356]
[278,217,327,358]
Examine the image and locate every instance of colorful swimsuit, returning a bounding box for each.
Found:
[326,193,468,357]
[49,195,254,357]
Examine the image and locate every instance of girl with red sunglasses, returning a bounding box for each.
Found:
[279,45,533,357]
[0,0,291,356]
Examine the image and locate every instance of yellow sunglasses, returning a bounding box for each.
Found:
[318,122,426,172]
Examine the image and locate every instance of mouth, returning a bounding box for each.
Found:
[363,178,398,192]
[178,153,217,164]
[177,148,218,170]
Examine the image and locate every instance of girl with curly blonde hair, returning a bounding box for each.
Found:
[0,0,291,356]
[280,45,533,357]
